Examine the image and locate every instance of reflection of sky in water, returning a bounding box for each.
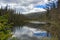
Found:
[12,26,51,38]
[0,0,58,14]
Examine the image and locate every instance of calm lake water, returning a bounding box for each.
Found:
[11,21,51,40]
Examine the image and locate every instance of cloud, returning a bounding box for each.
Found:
[22,8,46,14]
[0,0,58,14]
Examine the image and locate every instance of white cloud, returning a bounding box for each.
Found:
[0,0,58,14]
[22,8,46,14]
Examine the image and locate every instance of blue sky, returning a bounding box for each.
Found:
[0,0,58,14]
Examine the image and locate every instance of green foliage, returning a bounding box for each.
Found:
[0,12,12,40]
[0,15,12,40]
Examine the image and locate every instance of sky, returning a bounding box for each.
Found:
[0,0,58,14]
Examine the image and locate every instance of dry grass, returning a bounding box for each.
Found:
[39,37,58,40]
[51,37,58,40]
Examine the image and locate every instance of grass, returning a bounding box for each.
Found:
[39,37,58,40]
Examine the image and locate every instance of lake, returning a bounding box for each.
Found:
[11,21,51,40]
